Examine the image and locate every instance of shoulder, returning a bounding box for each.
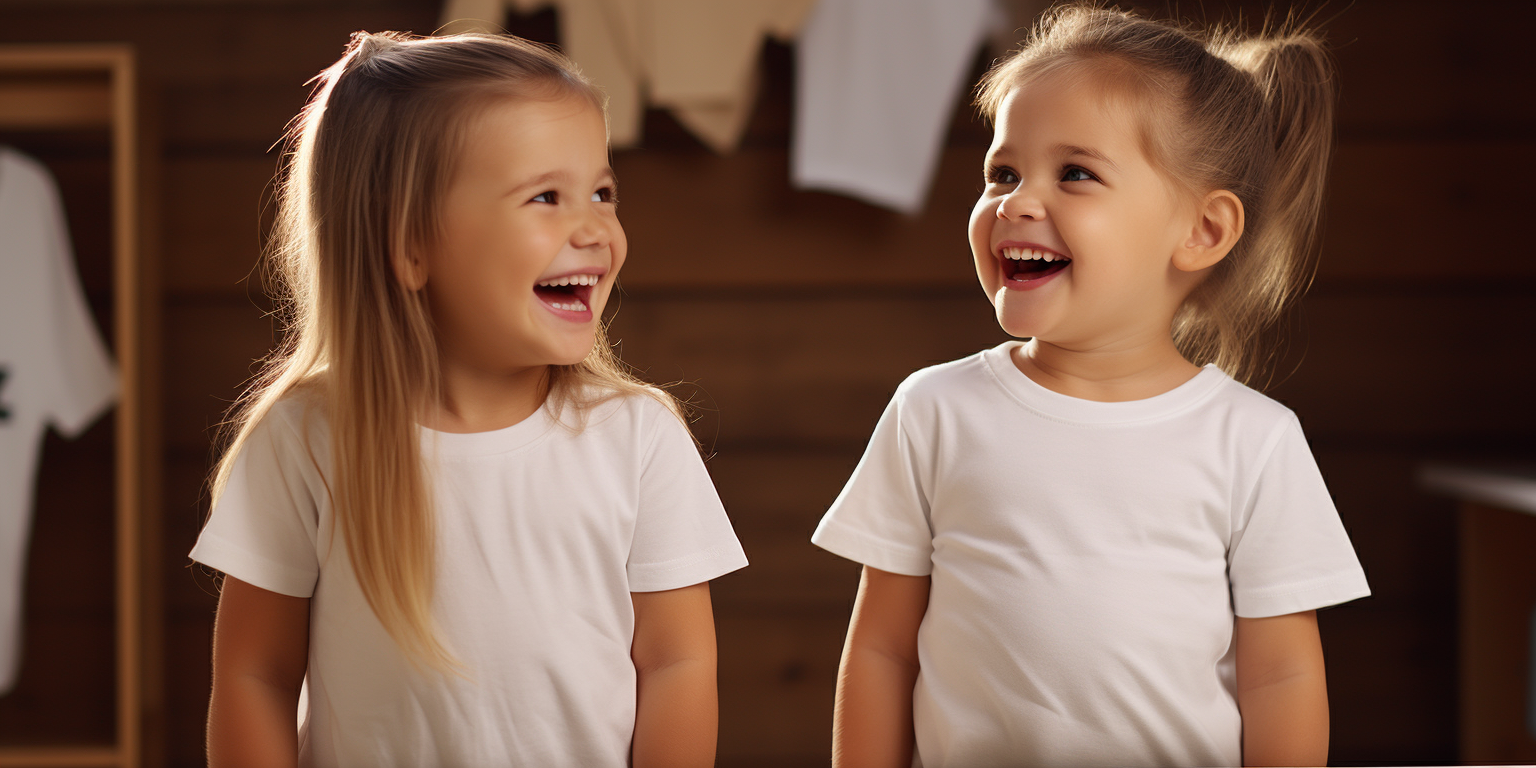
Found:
[894,348,995,403]
[562,384,693,449]
[0,148,53,189]
[882,348,1000,427]
[236,388,331,462]
[1208,373,1298,425]
[1202,373,1307,457]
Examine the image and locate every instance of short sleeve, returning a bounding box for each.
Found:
[811,391,935,576]
[35,159,115,438]
[1228,417,1371,617]
[189,405,324,598]
[626,404,748,593]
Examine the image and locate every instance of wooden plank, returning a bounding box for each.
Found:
[160,617,214,768]
[708,450,864,609]
[1459,502,1536,763]
[0,747,119,768]
[0,79,111,129]
[1132,0,1536,134]
[716,611,847,766]
[1321,141,1536,280]
[160,157,278,296]
[610,293,1007,449]
[0,614,116,749]
[614,145,985,289]
[162,299,280,452]
[1269,291,1536,440]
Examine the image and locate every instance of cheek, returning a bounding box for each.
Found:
[968,199,996,253]
[608,220,629,273]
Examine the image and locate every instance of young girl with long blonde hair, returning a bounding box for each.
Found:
[192,31,746,767]
[813,5,1369,766]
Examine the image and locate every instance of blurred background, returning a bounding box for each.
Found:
[1,0,1533,766]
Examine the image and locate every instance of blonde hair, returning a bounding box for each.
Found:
[210,31,674,671]
[976,3,1335,387]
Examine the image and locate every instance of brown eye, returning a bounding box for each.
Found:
[988,166,1019,185]
[1061,166,1096,182]
[532,191,557,204]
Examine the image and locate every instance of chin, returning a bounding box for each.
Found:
[991,299,1037,339]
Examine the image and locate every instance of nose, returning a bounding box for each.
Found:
[570,206,612,250]
[997,186,1045,221]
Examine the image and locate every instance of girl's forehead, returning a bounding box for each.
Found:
[992,75,1146,152]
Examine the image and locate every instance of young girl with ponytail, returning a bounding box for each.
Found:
[192,31,745,767]
[813,5,1369,766]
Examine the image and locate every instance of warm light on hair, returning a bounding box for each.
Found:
[210,31,678,673]
[977,3,1336,387]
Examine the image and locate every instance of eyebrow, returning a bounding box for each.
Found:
[1053,143,1120,173]
[511,167,618,195]
[510,171,564,195]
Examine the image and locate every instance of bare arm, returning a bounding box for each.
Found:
[631,582,719,768]
[207,575,310,768]
[833,566,931,768]
[1236,610,1329,767]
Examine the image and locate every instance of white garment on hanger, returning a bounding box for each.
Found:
[440,0,815,152]
[792,0,1007,214]
[0,147,118,696]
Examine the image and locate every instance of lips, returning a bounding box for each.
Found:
[533,272,602,317]
[999,245,1070,285]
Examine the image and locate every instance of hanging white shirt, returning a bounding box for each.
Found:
[0,146,118,696]
[791,0,1006,214]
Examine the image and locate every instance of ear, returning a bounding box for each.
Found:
[392,248,428,292]
[1173,190,1244,273]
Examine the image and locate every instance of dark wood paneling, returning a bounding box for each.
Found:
[0,429,117,747]
[1458,503,1536,763]
[1272,291,1536,440]
[9,1,1533,764]
[161,157,278,296]
[708,449,864,609]
[1323,141,1536,280]
[716,610,849,767]
[162,299,279,452]
[610,292,1007,449]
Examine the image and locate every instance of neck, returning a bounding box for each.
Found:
[1013,333,1203,402]
[423,359,550,433]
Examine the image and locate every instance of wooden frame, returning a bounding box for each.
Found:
[0,45,153,768]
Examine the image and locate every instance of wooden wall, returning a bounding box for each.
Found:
[2,1,1533,765]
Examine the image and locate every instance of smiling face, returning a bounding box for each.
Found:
[424,93,623,375]
[970,69,1198,351]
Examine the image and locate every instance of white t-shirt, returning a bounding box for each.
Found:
[812,341,1370,768]
[791,0,1001,214]
[190,390,748,767]
[0,147,118,696]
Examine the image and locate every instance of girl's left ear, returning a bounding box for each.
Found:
[393,249,429,291]
[1174,190,1244,273]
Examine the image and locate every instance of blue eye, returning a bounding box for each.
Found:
[1062,166,1096,182]
[532,191,556,204]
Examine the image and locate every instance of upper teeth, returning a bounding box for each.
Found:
[536,274,600,287]
[1002,247,1065,262]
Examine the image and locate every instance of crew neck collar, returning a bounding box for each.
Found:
[981,341,1228,425]
[419,400,558,458]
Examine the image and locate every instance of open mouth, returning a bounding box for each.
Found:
[533,273,600,314]
[1001,246,1071,282]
